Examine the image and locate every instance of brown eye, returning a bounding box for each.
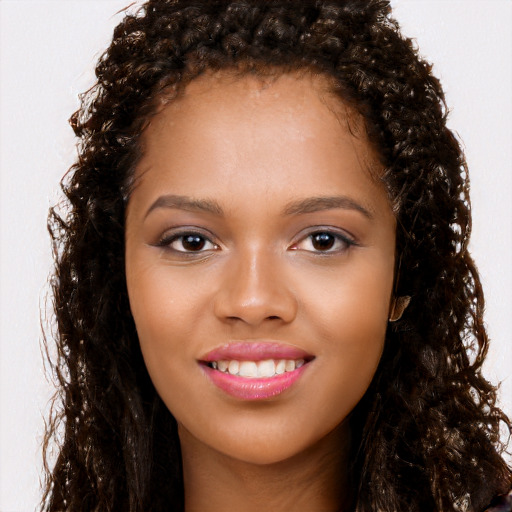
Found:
[291,229,355,254]
[311,233,336,251]
[182,234,206,251]
[157,231,218,253]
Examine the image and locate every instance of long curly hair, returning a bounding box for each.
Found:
[43,1,512,511]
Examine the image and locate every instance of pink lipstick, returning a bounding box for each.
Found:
[199,342,313,400]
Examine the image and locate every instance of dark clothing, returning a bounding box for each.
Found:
[485,490,512,512]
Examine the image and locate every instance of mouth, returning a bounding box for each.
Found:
[204,358,306,377]
[199,342,314,400]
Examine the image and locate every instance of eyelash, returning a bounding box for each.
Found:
[290,229,357,254]
[155,228,357,255]
[156,230,219,253]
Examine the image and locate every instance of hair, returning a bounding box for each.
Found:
[43,1,512,511]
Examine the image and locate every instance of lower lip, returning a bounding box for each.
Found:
[201,364,309,400]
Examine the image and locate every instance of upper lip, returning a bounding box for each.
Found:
[200,341,313,362]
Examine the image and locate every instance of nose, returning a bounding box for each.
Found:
[213,248,298,327]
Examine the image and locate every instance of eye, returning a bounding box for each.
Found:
[157,232,218,253]
[291,230,355,254]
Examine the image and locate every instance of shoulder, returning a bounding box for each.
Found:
[484,489,512,512]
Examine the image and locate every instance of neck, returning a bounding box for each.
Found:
[179,423,352,512]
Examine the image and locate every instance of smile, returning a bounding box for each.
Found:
[199,341,313,400]
[207,358,305,378]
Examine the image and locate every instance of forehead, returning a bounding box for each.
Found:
[128,70,394,233]
[176,70,339,115]
[137,70,381,180]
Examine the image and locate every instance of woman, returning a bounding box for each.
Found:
[43,1,512,510]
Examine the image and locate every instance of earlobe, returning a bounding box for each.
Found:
[389,296,411,322]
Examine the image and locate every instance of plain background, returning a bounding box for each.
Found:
[0,1,511,510]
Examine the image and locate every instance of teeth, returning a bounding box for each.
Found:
[239,361,258,377]
[228,360,239,375]
[258,359,276,377]
[211,358,307,378]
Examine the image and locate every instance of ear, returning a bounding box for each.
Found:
[389,296,411,322]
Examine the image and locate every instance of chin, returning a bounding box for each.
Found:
[179,417,348,468]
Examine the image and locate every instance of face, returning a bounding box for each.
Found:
[125,72,396,465]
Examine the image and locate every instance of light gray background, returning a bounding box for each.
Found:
[0,1,511,510]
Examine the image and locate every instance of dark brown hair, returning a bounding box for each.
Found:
[43,1,512,511]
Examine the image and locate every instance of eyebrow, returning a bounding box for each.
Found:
[144,194,224,218]
[282,196,374,219]
[144,194,374,220]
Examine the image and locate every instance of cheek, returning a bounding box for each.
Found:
[301,253,393,341]
[125,255,204,384]
[127,245,211,329]
[298,254,393,402]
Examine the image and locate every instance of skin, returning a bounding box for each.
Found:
[125,72,397,511]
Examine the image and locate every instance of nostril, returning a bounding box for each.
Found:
[214,285,298,326]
